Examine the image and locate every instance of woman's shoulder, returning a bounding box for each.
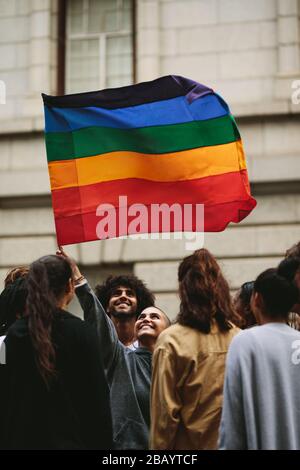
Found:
[54,310,84,330]
[155,322,197,349]
[54,310,98,342]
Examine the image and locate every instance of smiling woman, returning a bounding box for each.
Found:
[135,307,171,352]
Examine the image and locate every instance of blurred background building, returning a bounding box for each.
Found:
[0,0,299,317]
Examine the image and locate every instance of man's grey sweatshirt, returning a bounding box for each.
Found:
[76,283,151,450]
[219,323,300,450]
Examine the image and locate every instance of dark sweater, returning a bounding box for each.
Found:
[76,283,152,450]
[0,310,113,450]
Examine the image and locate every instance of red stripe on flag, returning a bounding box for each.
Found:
[51,171,256,245]
[52,171,253,217]
[55,199,256,245]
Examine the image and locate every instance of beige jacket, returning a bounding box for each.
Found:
[150,321,239,450]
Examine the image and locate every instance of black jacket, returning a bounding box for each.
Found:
[0,310,113,450]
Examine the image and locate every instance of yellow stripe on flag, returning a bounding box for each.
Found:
[48,140,246,190]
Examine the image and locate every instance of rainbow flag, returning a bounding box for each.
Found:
[42,75,256,245]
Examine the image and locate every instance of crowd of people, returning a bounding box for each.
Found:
[0,241,299,450]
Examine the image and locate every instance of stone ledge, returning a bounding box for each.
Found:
[1,102,300,136]
[155,292,180,320]
[0,235,57,266]
[0,117,44,134]
[0,169,50,197]
[134,256,283,292]
[232,100,289,116]
[122,222,300,263]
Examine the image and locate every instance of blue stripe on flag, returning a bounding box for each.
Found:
[44,94,229,133]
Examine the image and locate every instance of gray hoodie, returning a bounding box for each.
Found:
[76,282,151,450]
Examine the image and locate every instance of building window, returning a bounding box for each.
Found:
[66,0,134,93]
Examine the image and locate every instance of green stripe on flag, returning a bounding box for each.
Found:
[45,114,240,162]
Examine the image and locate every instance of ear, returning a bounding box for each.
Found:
[251,291,259,308]
[65,278,74,295]
[251,292,264,323]
[255,292,265,311]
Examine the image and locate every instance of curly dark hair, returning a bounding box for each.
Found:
[277,256,300,306]
[0,277,28,336]
[177,248,239,333]
[4,266,29,288]
[278,257,300,283]
[95,275,155,317]
[285,241,300,259]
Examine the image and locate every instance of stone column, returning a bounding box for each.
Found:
[136,0,161,81]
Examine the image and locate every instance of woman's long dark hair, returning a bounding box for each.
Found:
[177,249,239,333]
[24,255,73,387]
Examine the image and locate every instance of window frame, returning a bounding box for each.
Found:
[61,0,136,94]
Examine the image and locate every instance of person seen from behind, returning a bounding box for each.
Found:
[150,248,240,450]
[219,268,300,449]
[0,255,112,450]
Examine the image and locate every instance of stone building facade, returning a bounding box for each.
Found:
[0,0,299,318]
